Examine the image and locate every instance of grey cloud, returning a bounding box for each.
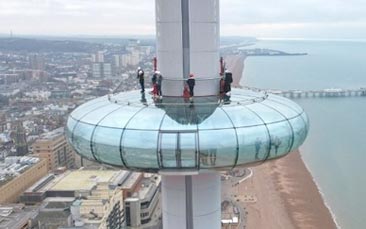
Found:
[0,0,365,38]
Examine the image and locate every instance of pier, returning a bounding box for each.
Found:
[237,87,366,99]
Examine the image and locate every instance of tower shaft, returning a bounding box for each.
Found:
[162,173,221,229]
[155,0,220,96]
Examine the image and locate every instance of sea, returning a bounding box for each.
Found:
[241,39,366,229]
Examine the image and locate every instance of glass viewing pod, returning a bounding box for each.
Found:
[66,88,309,173]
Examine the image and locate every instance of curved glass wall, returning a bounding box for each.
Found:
[67,89,309,172]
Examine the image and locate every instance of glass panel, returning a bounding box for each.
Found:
[122,130,159,169]
[268,95,303,113]
[246,103,284,123]
[301,112,310,130]
[81,104,121,124]
[236,125,270,165]
[98,106,142,128]
[266,121,293,159]
[66,117,77,143]
[223,106,263,128]
[92,127,124,167]
[125,108,165,130]
[179,133,197,168]
[261,99,299,119]
[72,122,95,160]
[70,100,107,120]
[290,115,308,151]
[160,111,198,131]
[198,108,233,130]
[199,129,237,168]
[160,133,178,168]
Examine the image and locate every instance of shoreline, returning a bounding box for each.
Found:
[300,153,341,229]
[225,54,338,229]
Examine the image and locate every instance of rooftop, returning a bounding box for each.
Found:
[137,175,161,201]
[50,170,124,191]
[0,156,41,187]
[0,204,38,229]
[120,172,142,190]
[37,127,64,141]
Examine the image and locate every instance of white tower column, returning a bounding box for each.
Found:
[162,173,221,229]
[156,0,220,97]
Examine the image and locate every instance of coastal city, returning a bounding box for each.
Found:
[2,0,365,228]
[0,36,266,229]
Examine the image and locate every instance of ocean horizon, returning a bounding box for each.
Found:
[241,39,366,229]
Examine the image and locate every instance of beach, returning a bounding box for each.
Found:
[225,55,337,229]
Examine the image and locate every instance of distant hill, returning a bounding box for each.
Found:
[0,38,102,53]
[0,36,255,53]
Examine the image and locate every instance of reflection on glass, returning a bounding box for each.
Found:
[224,106,263,128]
[92,127,124,167]
[267,121,293,158]
[289,115,308,151]
[66,117,77,143]
[125,108,165,130]
[198,108,233,130]
[122,130,159,169]
[81,105,120,124]
[199,129,237,168]
[70,100,106,120]
[236,126,270,164]
[160,133,178,168]
[140,93,147,105]
[72,122,95,160]
[179,133,197,168]
[247,103,284,123]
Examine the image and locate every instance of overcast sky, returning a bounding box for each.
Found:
[1,0,366,39]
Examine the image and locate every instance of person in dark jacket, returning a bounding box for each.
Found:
[219,76,225,99]
[186,74,195,99]
[152,70,158,85]
[137,67,145,93]
[151,70,159,97]
[224,70,233,93]
[157,72,163,97]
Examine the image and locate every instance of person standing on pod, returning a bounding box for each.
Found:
[186,73,195,100]
[224,69,233,94]
[157,71,163,98]
[151,70,159,97]
[137,67,145,93]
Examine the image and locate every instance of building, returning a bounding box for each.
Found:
[92,63,112,78]
[0,204,39,229]
[21,169,135,204]
[32,127,75,171]
[20,174,57,205]
[71,185,125,228]
[113,54,120,68]
[0,112,6,132]
[0,73,21,85]
[96,51,105,63]
[34,197,75,229]
[14,121,28,156]
[120,52,141,67]
[124,174,161,227]
[0,156,47,204]
[29,54,45,70]
[23,169,132,228]
[120,172,143,199]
